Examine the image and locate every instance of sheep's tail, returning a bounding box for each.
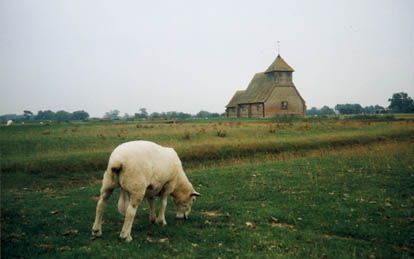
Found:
[110,159,129,215]
[117,189,129,216]
[110,159,123,175]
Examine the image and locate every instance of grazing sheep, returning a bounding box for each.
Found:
[6,120,13,126]
[92,140,200,242]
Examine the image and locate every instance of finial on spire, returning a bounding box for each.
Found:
[277,41,280,55]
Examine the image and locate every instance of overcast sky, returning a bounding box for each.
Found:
[1,0,413,117]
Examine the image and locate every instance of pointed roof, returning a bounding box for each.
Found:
[264,54,294,73]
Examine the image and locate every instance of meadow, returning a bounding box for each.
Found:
[1,117,413,258]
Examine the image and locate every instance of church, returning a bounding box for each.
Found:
[226,54,306,118]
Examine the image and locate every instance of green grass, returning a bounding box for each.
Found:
[1,120,413,174]
[1,119,413,258]
[1,141,413,258]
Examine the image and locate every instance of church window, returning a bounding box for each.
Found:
[281,101,288,110]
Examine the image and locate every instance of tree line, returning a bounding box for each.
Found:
[0,109,222,123]
[307,104,386,116]
[104,109,221,121]
[1,92,413,123]
[307,92,414,116]
[0,110,90,123]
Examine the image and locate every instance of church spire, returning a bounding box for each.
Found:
[264,54,294,73]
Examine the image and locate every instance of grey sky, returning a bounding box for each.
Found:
[1,0,413,117]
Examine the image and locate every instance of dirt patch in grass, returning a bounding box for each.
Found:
[269,217,294,229]
[271,222,294,229]
[201,210,230,217]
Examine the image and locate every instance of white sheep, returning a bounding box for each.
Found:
[92,140,200,242]
[6,120,13,126]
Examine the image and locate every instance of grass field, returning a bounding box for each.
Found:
[1,118,414,258]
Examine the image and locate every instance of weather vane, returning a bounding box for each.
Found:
[277,41,281,55]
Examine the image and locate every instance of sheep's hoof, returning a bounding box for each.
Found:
[155,218,167,226]
[120,233,133,242]
[149,215,156,224]
[91,228,102,237]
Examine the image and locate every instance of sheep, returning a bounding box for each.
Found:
[6,120,13,126]
[92,140,200,242]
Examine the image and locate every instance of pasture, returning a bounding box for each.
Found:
[1,118,413,258]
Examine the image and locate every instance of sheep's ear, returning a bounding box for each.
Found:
[191,191,201,197]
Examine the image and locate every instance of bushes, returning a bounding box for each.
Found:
[216,129,227,137]
[343,114,395,121]
[182,131,191,140]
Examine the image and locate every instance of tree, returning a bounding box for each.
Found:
[388,92,414,113]
[71,110,89,120]
[374,105,386,114]
[320,106,336,116]
[23,110,34,120]
[149,112,162,119]
[139,108,148,118]
[0,114,20,123]
[135,108,148,120]
[176,112,192,119]
[362,105,385,114]
[306,107,320,116]
[35,110,55,120]
[306,106,335,116]
[196,110,220,118]
[196,110,210,118]
[103,110,120,120]
[166,111,178,119]
[122,113,134,120]
[335,104,363,115]
[363,105,375,114]
[55,110,71,122]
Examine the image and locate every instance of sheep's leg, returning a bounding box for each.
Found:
[119,193,143,242]
[147,197,156,223]
[155,195,168,226]
[92,174,115,236]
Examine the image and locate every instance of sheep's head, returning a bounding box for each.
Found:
[172,189,200,219]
